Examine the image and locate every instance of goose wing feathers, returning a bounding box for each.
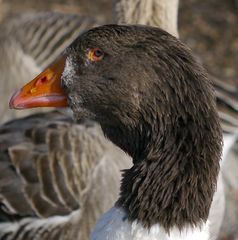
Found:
[0,111,131,239]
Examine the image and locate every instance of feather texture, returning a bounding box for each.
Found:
[0,111,131,239]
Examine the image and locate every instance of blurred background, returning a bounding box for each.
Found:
[0,0,237,239]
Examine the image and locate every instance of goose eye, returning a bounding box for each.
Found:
[88,48,104,62]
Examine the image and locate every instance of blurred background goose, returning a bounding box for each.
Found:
[0,111,131,239]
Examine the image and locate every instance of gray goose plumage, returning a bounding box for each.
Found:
[0,110,131,239]
[10,24,223,240]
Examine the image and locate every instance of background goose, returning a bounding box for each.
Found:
[10,24,223,240]
[0,110,131,239]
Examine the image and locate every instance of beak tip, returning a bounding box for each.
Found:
[9,90,19,109]
[9,89,26,109]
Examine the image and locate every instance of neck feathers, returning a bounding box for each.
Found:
[109,62,223,231]
[100,28,222,232]
[113,0,179,37]
[117,118,221,230]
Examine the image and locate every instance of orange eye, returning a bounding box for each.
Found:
[88,48,104,62]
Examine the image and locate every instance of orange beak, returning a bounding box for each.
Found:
[9,55,68,109]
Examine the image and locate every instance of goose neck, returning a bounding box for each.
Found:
[108,110,222,231]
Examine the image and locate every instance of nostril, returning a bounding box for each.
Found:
[35,76,48,87]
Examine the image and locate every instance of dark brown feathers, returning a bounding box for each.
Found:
[62,24,223,230]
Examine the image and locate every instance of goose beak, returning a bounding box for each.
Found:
[9,55,68,109]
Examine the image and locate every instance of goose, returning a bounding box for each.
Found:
[10,24,223,240]
[0,0,235,237]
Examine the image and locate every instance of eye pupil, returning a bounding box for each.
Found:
[94,49,103,57]
[88,48,104,61]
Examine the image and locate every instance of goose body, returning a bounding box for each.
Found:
[0,111,131,239]
[10,24,223,240]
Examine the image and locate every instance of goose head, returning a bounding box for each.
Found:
[10,24,222,234]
